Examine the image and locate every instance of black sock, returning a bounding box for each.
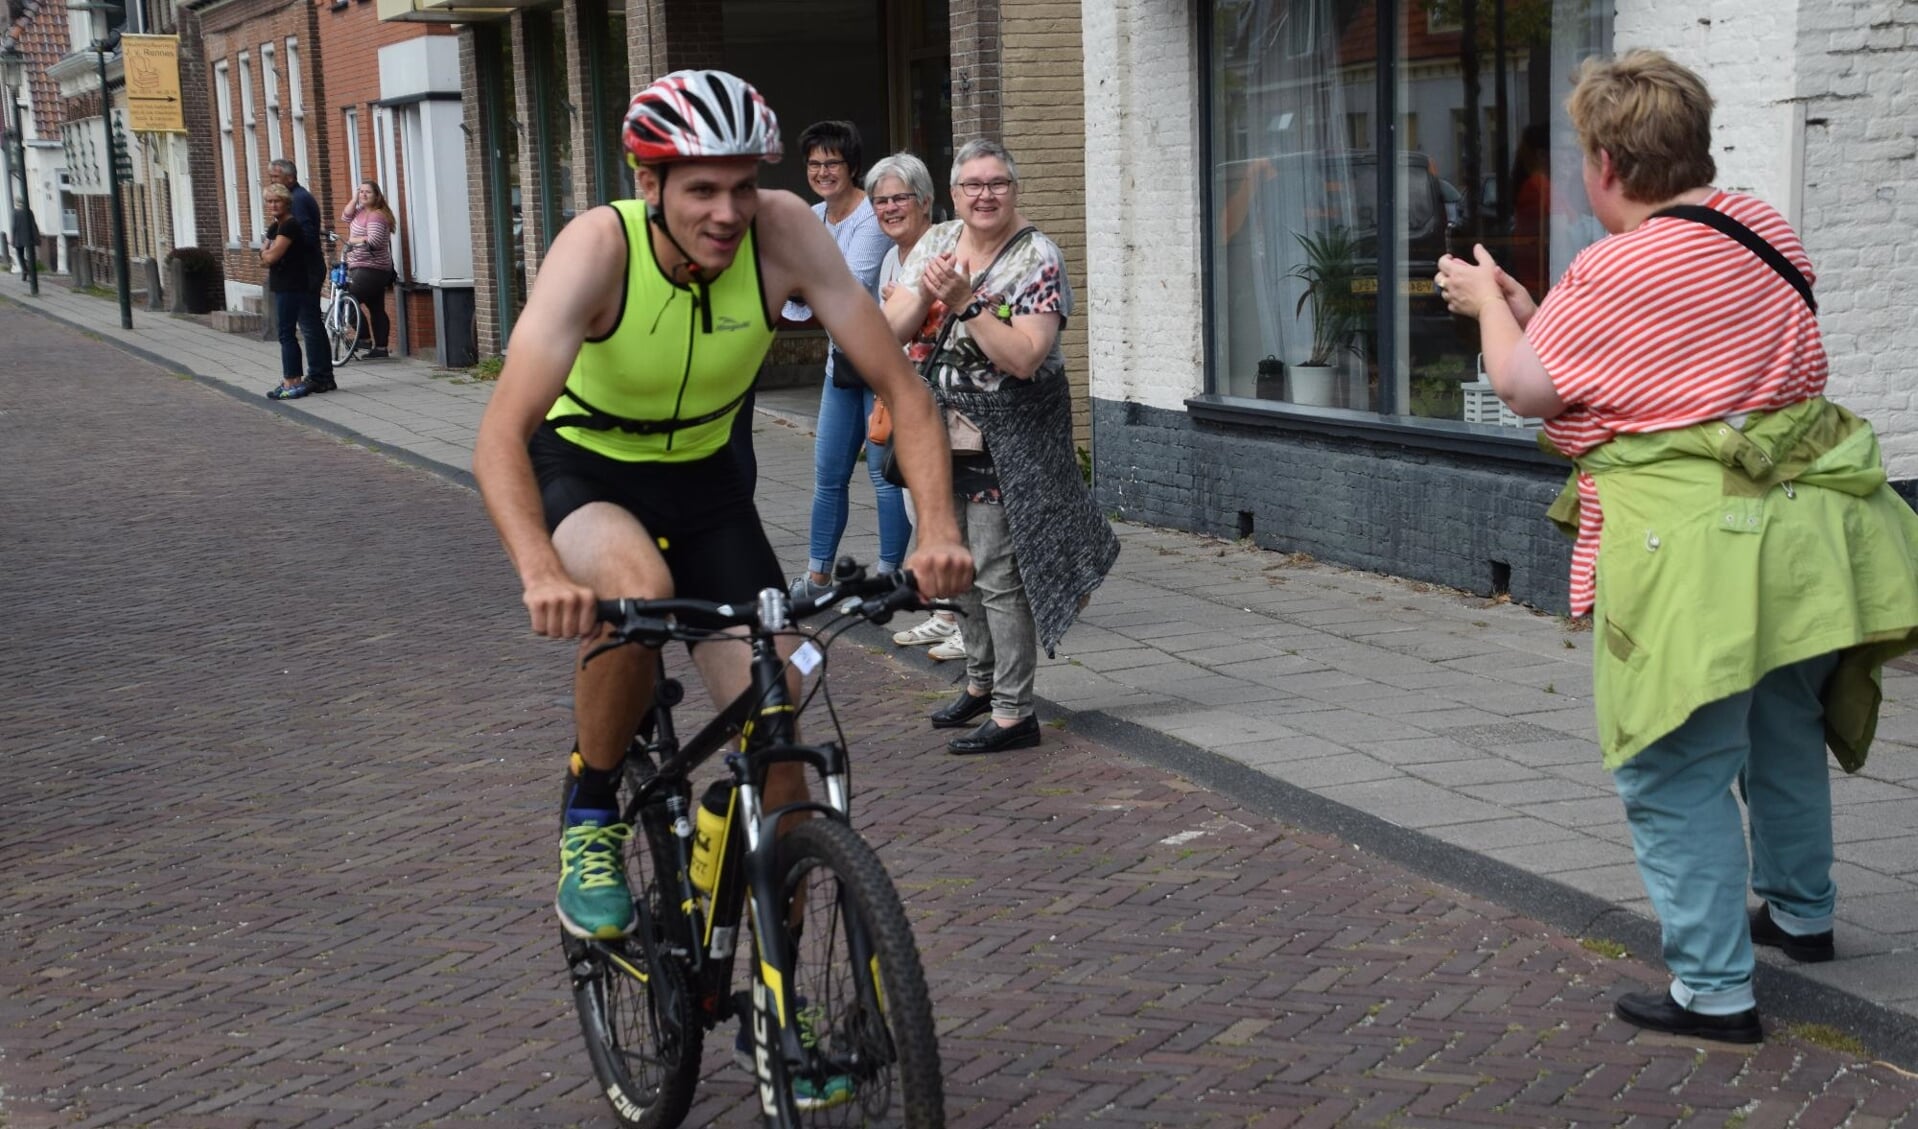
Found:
[567,758,622,814]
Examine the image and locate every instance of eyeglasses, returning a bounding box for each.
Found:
[956,179,1015,199]
[871,193,919,209]
[805,159,847,172]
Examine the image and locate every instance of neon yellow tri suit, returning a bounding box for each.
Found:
[529,198,784,603]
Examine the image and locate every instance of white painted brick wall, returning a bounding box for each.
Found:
[1088,0,1917,479]
[1794,0,1918,479]
[1083,0,1205,412]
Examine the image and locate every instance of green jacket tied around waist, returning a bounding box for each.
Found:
[1542,397,1918,772]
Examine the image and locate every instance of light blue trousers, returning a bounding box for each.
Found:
[1612,651,1842,1014]
[805,377,910,576]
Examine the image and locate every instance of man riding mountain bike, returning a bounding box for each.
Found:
[472,69,971,946]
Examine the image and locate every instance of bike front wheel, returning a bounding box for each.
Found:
[762,817,943,1128]
[326,293,363,366]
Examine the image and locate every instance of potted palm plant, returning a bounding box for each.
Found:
[1287,226,1363,407]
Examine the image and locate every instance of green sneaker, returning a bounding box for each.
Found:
[734,997,856,1112]
[792,1001,855,1112]
[556,812,634,940]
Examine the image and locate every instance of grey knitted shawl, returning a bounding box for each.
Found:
[940,373,1120,657]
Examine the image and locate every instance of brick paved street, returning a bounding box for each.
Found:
[4,305,1917,1128]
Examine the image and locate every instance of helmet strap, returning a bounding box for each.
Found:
[645,168,715,334]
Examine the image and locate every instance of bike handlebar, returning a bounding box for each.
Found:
[593,560,928,650]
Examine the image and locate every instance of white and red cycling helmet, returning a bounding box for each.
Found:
[622,70,783,168]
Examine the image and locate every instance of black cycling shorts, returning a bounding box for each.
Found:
[529,425,783,607]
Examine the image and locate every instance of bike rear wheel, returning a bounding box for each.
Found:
[326,292,363,366]
[760,818,943,1128]
[571,933,701,1128]
[568,790,703,1128]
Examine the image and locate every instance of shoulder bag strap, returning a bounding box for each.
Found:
[1651,204,1816,315]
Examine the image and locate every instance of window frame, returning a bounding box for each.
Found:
[260,42,283,159]
[285,38,310,184]
[236,52,263,247]
[214,60,240,246]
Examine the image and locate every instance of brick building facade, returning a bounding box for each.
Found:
[186,0,332,299]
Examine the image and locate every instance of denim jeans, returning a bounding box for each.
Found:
[954,499,1037,721]
[274,288,334,381]
[273,290,307,379]
[805,377,909,574]
[1612,651,1843,1014]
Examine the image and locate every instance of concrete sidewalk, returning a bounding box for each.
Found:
[9,270,1917,1056]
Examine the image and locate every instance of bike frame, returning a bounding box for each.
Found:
[601,588,886,1111]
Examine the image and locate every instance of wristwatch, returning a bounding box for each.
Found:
[956,299,985,322]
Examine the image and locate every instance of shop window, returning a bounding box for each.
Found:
[579,0,630,203]
[525,10,574,251]
[1205,0,1611,426]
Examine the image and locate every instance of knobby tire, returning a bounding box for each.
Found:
[571,783,702,1128]
[766,818,944,1128]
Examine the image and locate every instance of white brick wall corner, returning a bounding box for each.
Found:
[1082,0,1206,412]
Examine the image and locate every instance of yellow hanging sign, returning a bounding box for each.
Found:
[122,35,185,133]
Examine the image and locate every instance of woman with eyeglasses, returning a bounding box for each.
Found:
[863,152,966,660]
[784,120,911,605]
[884,139,1119,755]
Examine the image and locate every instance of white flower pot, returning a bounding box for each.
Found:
[1289,364,1337,407]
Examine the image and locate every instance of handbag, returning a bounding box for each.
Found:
[878,226,1039,489]
[828,347,867,390]
[867,397,892,445]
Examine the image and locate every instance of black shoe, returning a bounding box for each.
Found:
[1751,904,1835,963]
[947,715,1041,755]
[929,690,992,729]
[365,347,390,359]
[1613,991,1763,1044]
[306,378,338,394]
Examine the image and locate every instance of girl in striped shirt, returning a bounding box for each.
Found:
[341,180,398,358]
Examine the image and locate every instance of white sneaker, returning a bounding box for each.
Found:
[892,614,958,647]
[927,632,966,662]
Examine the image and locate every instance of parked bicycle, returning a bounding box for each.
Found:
[565,560,947,1129]
[321,233,364,366]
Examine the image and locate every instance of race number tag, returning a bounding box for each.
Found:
[790,641,823,675]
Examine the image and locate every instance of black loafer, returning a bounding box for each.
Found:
[1614,991,1762,1044]
[1751,904,1835,963]
[947,715,1041,755]
[930,690,992,729]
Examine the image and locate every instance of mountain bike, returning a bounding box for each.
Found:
[321,235,364,366]
[564,560,946,1128]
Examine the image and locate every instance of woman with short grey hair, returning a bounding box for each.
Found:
[865,152,965,657]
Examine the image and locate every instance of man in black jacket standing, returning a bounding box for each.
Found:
[268,159,336,393]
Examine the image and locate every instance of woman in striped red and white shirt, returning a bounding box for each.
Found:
[1437,50,1918,1046]
[341,180,398,358]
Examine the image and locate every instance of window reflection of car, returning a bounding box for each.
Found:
[1343,151,1453,362]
